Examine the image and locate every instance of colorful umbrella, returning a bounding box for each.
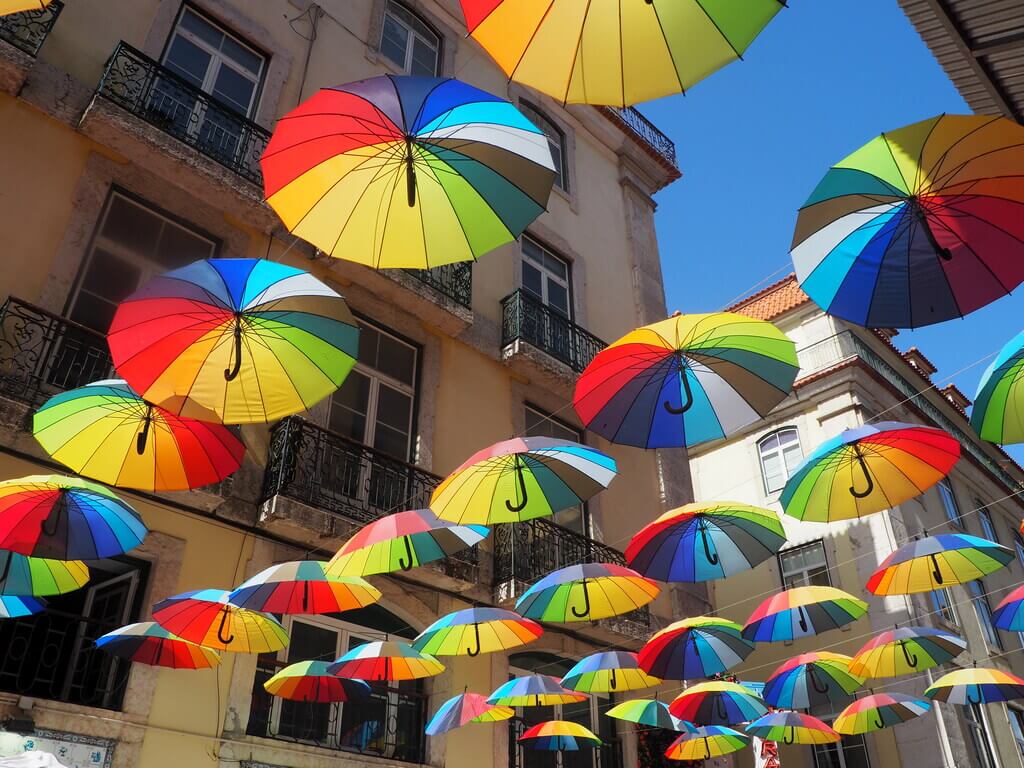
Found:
[487,675,587,707]
[848,626,966,678]
[781,423,960,522]
[430,437,616,525]
[518,721,601,751]
[606,699,691,731]
[0,551,88,597]
[0,1,52,15]
[95,622,221,669]
[107,258,359,424]
[425,693,514,735]
[834,693,931,735]
[261,74,555,269]
[327,509,488,577]
[762,652,864,709]
[925,667,1024,705]
[0,475,147,560]
[152,589,289,653]
[411,607,542,657]
[743,586,868,642]
[866,534,1012,595]
[972,331,1024,445]
[33,380,244,492]
[0,595,44,618]
[264,661,371,702]
[458,0,783,106]
[668,681,768,726]
[560,651,660,693]
[994,584,1024,630]
[792,114,1024,328]
[327,641,444,681]
[626,502,786,582]
[228,561,380,615]
[574,313,798,449]
[745,712,840,745]
[514,563,659,622]
[638,617,754,680]
[665,726,749,761]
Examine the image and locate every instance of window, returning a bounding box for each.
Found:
[969,580,1002,650]
[811,709,870,768]
[0,557,147,711]
[521,235,571,318]
[978,504,998,542]
[1008,707,1024,761]
[930,587,958,627]
[778,541,831,589]
[938,478,963,527]
[758,428,803,494]
[379,1,440,76]
[963,703,997,768]
[525,405,587,535]
[519,103,568,191]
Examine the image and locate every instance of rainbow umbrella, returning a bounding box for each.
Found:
[762,652,864,709]
[33,380,244,492]
[668,681,768,726]
[487,675,587,707]
[0,551,88,597]
[458,0,782,106]
[743,586,868,642]
[0,475,147,560]
[412,607,542,657]
[994,584,1024,630]
[107,258,359,424]
[925,667,1024,705]
[431,437,616,525]
[848,626,966,678]
[425,693,514,735]
[972,331,1024,445]
[264,661,371,702]
[866,534,1012,595]
[834,693,931,735]
[638,617,754,680]
[514,563,659,622]
[574,313,797,449]
[261,74,555,269]
[0,595,44,618]
[327,641,444,681]
[518,721,601,751]
[606,699,691,731]
[95,622,221,669]
[561,651,660,693]
[665,726,749,761]
[781,423,960,522]
[228,561,380,615]
[327,509,488,577]
[745,712,839,745]
[627,502,786,583]
[152,589,289,653]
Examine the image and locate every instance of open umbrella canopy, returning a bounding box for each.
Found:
[431,437,616,525]
[488,675,587,707]
[993,584,1024,631]
[925,667,1024,705]
[0,595,44,618]
[228,561,380,615]
[743,586,868,642]
[0,551,88,597]
[560,651,660,694]
[746,711,840,745]
[668,681,768,726]
[792,114,1024,329]
[261,74,555,269]
[33,380,244,492]
[638,617,754,680]
[666,726,749,761]
[412,607,542,657]
[866,534,1012,595]
[626,502,786,582]
[781,423,960,522]
[95,622,221,669]
[457,0,783,106]
[0,475,147,560]
[518,720,601,751]
[972,331,1024,445]
[327,509,488,577]
[327,641,444,681]
[606,699,691,731]
[264,661,371,702]
[0,1,53,16]
[762,652,864,709]
[514,563,659,623]
[425,693,514,735]
[574,313,797,449]
[153,589,289,653]
[848,626,966,678]
[108,258,359,424]
[834,693,931,735]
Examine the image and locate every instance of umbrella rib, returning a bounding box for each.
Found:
[506,0,557,88]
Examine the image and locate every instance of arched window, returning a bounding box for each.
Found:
[757,427,803,494]
[520,102,569,191]
[379,1,441,76]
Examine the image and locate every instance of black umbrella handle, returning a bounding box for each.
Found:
[609,667,617,690]
[664,357,693,415]
[0,551,11,589]
[398,535,415,571]
[910,198,953,261]
[136,405,153,455]
[41,489,66,537]
[809,667,829,694]
[715,695,728,722]
[849,445,875,498]
[874,713,885,729]
[405,137,417,208]
[466,622,481,657]
[930,553,944,585]
[505,458,529,513]
[797,606,809,634]
[302,579,310,613]
[217,606,235,644]
[699,521,719,566]
[224,320,243,382]
[783,726,795,745]
[900,639,919,668]
[703,736,711,760]
[571,577,591,618]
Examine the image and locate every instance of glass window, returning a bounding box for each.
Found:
[811,711,870,768]
[969,580,1002,650]
[525,405,586,535]
[758,428,803,494]
[1008,707,1024,761]
[930,587,958,627]
[978,505,998,542]
[521,236,571,317]
[938,479,963,527]
[519,103,568,191]
[963,703,997,768]
[778,540,831,589]
[379,1,440,76]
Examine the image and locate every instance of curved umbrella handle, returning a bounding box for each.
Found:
[797,606,809,634]
[909,198,953,261]
[703,736,711,759]
[136,405,153,455]
[571,578,591,618]
[466,622,481,657]
[398,535,415,571]
[699,523,719,566]
[302,579,310,613]
[967,687,981,705]
[504,458,529,513]
[900,639,919,668]
[224,321,243,382]
[405,138,417,207]
[41,490,66,537]
[609,667,617,691]
[217,606,235,645]
[783,726,795,745]
[930,553,944,585]
[663,360,693,415]
[848,445,875,498]
[0,551,11,587]
[715,695,728,722]
[874,713,885,729]
[809,668,829,694]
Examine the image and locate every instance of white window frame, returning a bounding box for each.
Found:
[1007,705,1024,762]
[757,427,803,495]
[970,580,1003,651]
[964,702,998,768]
[379,0,441,76]
[778,540,832,590]
[938,478,964,527]
[930,587,959,628]
[519,102,568,192]
[978,504,999,543]
[810,708,871,768]
[519,235,572,319]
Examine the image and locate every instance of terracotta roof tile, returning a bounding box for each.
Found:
[727,274,812,321]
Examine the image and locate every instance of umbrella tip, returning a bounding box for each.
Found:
[671,310,682,317]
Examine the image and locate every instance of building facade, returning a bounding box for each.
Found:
[0,2,700,768]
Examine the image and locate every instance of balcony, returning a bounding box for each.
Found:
[404,263,472,310]
[605,106,678,170]
[357,261,473,336]
[0,0,62,94]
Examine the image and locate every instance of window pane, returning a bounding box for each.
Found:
[329,371,370,441]
[525,407,580,442]
[80,248,142,305]
[380,15,409,69]
[373,386,412,459]
[164,35,210,88]
[101,195,163,254]
[180,9,224,49]
[410,36,438,76]
[522,261,544,300]
[212,64,256,115]
[780,542,830,589]
[155,222,216,267]
[376,333,416,385]
[546,280,569,316]
[221,35,263,75]
[979,509,997,542]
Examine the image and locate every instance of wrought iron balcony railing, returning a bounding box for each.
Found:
[96,42,271,185]
[605,106,678,169]
[403,262,473,309]
[501,289,607,374]
[0,0,62,57]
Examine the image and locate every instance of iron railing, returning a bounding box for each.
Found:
[96,42,271,185]
[0,0,62,57]
[501,289,607,374]
[605,106,677,168]
[404,263,473,309]
[0,297,114,407]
